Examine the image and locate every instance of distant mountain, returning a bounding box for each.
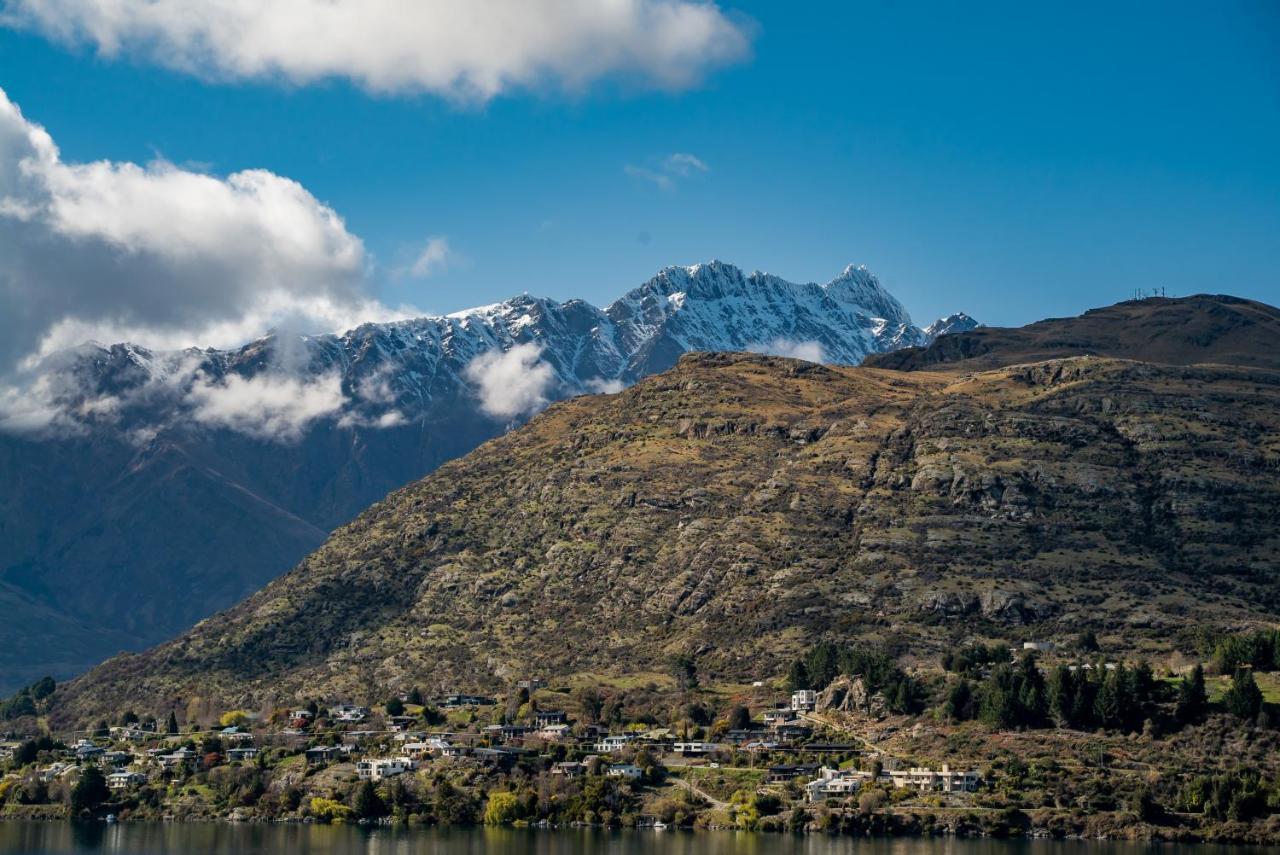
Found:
[53,343,1280,725]
[0,261,964,692]
[865,295,1280,371]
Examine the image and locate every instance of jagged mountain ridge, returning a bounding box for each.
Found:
[0,261,967,693]
[53,342,1280,725]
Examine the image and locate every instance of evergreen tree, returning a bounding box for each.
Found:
[943,679,973,721]
[1175,664,1208,725]
[1047,664,1077,727]
[385,697,405,717]
[166,710,179,734]
[785,660,810,692]
[70,767,109,815]
[352,780,387,819]
[1223,668,1264,720]
[1094,668,1122,730]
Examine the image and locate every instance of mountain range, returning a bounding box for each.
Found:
[50,293,1280,725]
[0,261,972,693]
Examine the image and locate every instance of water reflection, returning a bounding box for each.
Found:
[0,824,1276,855]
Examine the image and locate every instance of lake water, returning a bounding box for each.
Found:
[0,825,1276,855]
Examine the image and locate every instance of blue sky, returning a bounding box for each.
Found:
[1,0,1277,331]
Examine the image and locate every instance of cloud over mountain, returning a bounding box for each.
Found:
[2,0,753,100]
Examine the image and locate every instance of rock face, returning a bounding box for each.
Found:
[52,347,1280,726]
[817,676,887,719]
[0,261,965,692]
[864,294,1280,372]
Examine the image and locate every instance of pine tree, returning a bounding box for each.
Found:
[166,710,179,734]
[1047,665,1076,727]
[1223,668,1263,720]
[1094,669,1122,730]
[786,660,810,692]
[1175,664,1208,725]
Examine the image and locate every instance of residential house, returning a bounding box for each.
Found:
[332,704,370,723]
[160,747,198,769]
[228,747,259,762]
[101,751,132,767]
[38,762,75,782]
[607,764,642,780]
[762,708,792,725]
[672,742,717,756]
[805,767,874,801]
[790,690,818,711]
[356,757,413,782]
[305,746,342,766]
[533,710,568,727]
[887,764,980,793]
[440,694,495,708]
[594,734,635,753]
[551,761,586,779]
[106,770,147,790]
[536,723,572,742]
[774,723,813,741]
[73,740,105,762]
[516,679,546,691]
[767,764,819,783]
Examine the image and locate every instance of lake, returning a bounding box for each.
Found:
[0,825,1277,855]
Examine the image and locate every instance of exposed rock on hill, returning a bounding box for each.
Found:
[52,348,1280,725]
[0,261,966,691]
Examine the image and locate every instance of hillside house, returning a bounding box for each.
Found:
[594,734,635,753]
[357,757,413,781]
[607,764,643,780]
[806,767,874,801]
[791,690,818,711]
[332,704,370,723]
[673,742,717,756]
[537,723,572,742]
[551,761,586,778]
[305,746,342,766]
[228,747,259,762]
[534,710,568,727]
[887,764,980,793]
[106,770,147,790]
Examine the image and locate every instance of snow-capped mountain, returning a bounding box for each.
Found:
[0,261,969,692]
[23,261,962,437]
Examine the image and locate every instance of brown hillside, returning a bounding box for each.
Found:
[51,348,1280,726]
[864,294,1280,372]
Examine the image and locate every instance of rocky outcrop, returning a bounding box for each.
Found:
[52,351,1280,725]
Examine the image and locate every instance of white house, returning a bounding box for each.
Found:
[356,757,413,781]
[106,771,147,790]
[887,764,980,793]
[805,767,874,802]
[672,742,717,756]
[607,764,643,780]
[594,734,635,753]
[332,705,370,723]
[228,747,259,762]
[790,690,818,711]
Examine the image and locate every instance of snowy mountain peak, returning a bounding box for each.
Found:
[923,312,979,340]
[18,260,973,440]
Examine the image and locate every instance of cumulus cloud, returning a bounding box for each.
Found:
[747,338,826,363]
[0,86,408,378]
[408,236,453,278]
[1,0,753,101]
[187,372,347,441]
[625,151,709,190]
[464,343,556,419]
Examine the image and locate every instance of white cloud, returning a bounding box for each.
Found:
[408,236,452,278]
[186,372,346,441]
[663,152,708,176]
[1,0,752,101]
[624,151,709,190]
[747,338,825,363]
[463,342,555,419]
[0,86,416,423]
[586,377,626,394]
